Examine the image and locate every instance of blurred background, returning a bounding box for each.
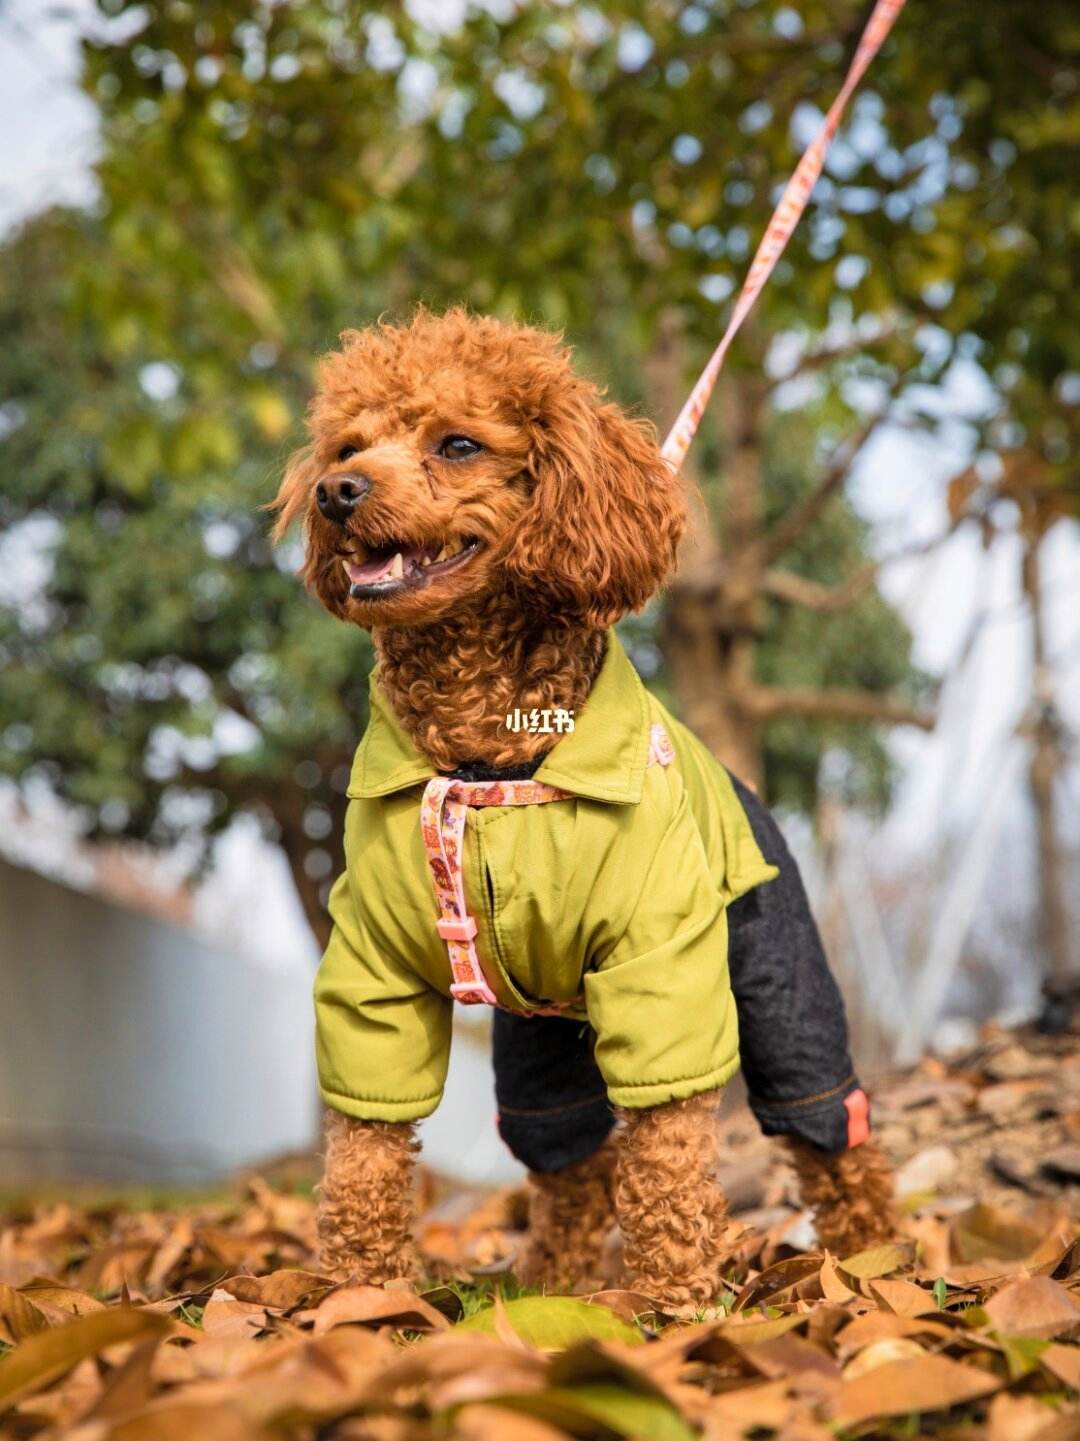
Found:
[0,0,1076,1193]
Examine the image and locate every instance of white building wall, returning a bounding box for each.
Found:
[0,856,318,1184]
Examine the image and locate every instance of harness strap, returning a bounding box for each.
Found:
[420,722,675,1014]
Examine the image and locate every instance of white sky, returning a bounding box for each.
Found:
[0,2,99,228]
[1,0,1077,871]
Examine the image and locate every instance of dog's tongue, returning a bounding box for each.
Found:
[347,542,430,586]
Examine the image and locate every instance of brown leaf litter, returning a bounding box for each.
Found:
[0,1026,1077,1438]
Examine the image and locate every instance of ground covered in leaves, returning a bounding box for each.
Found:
[1,1029,1079,1440]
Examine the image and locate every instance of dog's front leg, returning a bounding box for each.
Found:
[614,1091,732,1311]
[317,1109,419,1284]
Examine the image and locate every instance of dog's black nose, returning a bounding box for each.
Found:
[316,472,370,525]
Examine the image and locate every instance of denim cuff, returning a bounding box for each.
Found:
[748,1075,868,1155]
[496,1092,615,1174]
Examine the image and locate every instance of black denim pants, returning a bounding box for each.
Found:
[489,771,866,1173]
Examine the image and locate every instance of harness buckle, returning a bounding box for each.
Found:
[450,979,498,1005]
[436,915,478,942]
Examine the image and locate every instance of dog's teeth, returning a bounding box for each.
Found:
[389,551,404,579]
[411,540,474,571]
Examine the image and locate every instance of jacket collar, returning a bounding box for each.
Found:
[348,628,652,805]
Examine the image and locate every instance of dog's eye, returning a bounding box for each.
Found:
[337,444,359,462]
[438,435,482,461]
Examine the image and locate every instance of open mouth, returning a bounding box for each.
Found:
[343,537,482,599]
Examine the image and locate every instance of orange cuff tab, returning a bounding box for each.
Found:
[844,1087,871,1148]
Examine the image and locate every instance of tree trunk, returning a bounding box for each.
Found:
[1022,527,1073,995]
[656,338,769,789]
[661,594,763,787]
[276,781,349,953]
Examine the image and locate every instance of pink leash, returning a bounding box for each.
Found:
[661,0,908,472]
[421,722,675,1012]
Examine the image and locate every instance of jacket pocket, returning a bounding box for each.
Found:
[482,858,509,972]
[479,849,531,1003]
[484,861,496,914]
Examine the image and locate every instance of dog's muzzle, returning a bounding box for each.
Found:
[317,472,370,525]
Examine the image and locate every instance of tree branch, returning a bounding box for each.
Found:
[741,684,935,730]
[760,565,876,611]
[761,513,970,611]
[770,320,905,382]
[756,408,891,569]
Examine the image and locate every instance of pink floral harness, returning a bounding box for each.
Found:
[419,722,676,1014]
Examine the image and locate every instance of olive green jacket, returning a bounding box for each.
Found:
[315,630,778,1121]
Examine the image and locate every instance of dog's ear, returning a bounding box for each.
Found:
[269,443,319,541]
[504,387,686,628]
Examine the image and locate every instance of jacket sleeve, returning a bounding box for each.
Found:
[583,784,741,1109]
[314,867,452,1123]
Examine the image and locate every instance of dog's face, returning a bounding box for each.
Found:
[274,309,685,630]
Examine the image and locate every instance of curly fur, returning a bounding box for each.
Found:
[316,1110,420,1283]
[518,1138,618,1294]
[281,307,897,1299]
[272,306,684,770]
[615,1092,735,1310]
[785,1136,899,1257]
[375,599,606,771]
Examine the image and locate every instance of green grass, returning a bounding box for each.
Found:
[0,1167,326,1222]
[0,1181,236,1220]
[437,1274,537,1320]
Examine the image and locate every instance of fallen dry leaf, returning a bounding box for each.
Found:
[733,1254,822,1311]
[452,1400,570,1440]
[734,1332,839,1380]
[841,1334,928,1379]
[835,1309,953,1357]
[829,1352,1002,1425]
[706,1377,797,1431]
[201,1289,273,1339]
[0,1282,50,1344]
[952,1202,1049,1264]
[986,1390,1071,1441]
[0,1306,176,1410]
[0,1022,1078,1439]
[103,1400,276,1441]
[1040,1342,1080,1389]
[983,1275,1080,1338]
[818,1252,858,1303]
[216,1270,331,1311]
[300,1283,450,1336]
[838,1239,915,1281]
[869,1275,941,1315]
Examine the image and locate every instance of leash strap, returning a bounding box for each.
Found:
[420,722,675,1013]
[660,0,908,471]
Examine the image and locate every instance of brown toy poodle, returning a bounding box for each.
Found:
[273,307,898,1308]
